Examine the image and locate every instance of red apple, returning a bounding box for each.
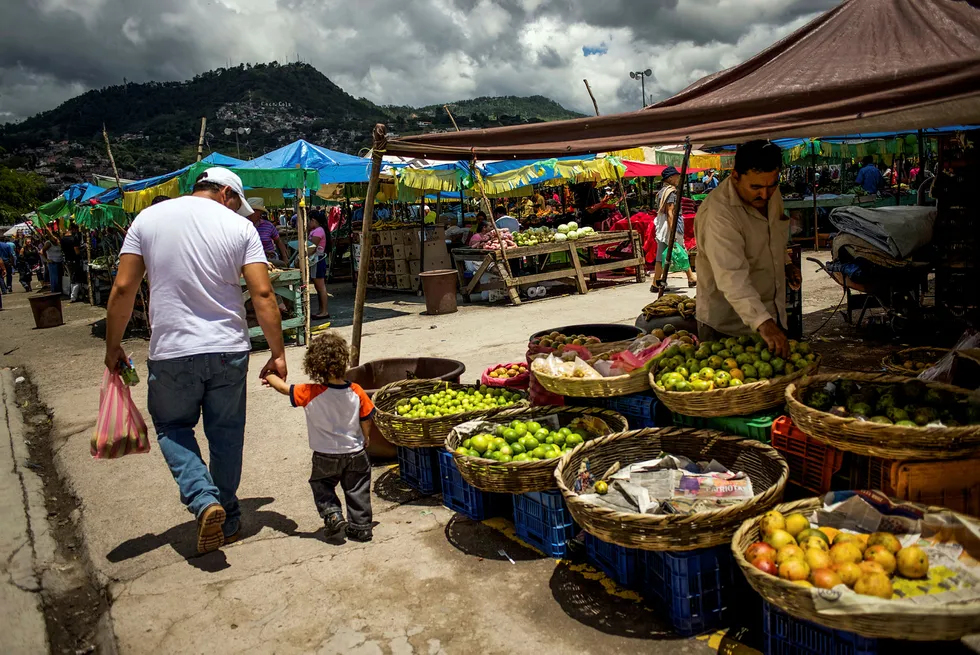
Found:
[745,542,777,563]
[752,557,778,575]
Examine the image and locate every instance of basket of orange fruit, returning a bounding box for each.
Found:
[732,495,980,641]
[482,362,530,389]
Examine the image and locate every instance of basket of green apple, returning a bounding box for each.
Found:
[445,406,627,493]
[650,335,820,417]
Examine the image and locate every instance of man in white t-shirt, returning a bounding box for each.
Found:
[104,167,286,554]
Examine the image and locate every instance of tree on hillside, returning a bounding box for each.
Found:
[0,166,49,222]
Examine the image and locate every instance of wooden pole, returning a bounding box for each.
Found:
[811,141,819,249]
[196,117,207,162]
[350,124,387,367]
[103,124,149,325]
[84,228,95,305]
[295,178,311,346]
[443,105,460,132]
[657,138,692,297]
[583,79,600,117]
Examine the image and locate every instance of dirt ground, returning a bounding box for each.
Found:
[0,254,972,654]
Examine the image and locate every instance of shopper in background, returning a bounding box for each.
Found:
[0,236,16,294]
[856,156,883,194]
[652,166,697,291]
[246,197,289,266]
[42,230,64,294]
[307,211,330,319]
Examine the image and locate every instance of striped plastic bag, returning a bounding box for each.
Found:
[91,369,151,459]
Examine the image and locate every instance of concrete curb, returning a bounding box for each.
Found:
[0,368,50,653]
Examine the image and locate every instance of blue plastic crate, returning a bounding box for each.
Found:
[574,391,659,428]
[397,446,441,495]
[513,490,577,557]
[642,545,734,637]
[584,533,640,588]
[437,450,512,521]
[763,602,880,655]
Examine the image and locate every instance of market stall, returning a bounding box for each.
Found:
[451,230,644,304]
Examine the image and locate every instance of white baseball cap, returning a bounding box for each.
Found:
[197,167,253,217]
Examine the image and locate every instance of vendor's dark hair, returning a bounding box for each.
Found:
[862,155,874,165]
[476,210,487,220]
[493,205,506,216]
[151,195,170,205]
[734,140,782,175]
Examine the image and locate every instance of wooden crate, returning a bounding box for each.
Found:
[847,454,980,517]
[394,259,421,276]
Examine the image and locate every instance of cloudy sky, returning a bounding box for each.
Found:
[0,0,840,123]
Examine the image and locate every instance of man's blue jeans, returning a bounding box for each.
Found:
[147,352,249,537]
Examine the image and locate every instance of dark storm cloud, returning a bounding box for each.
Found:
[0,0,841,122]
[534,0,841,46]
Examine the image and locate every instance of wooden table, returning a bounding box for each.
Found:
[241,268,306,346]
[451,231,645,305]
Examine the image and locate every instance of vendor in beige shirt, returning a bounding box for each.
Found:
[694,140,801,358]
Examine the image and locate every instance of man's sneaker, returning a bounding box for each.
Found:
[323,513,347,535]
[197,503,226,554]
[345,526,373,542]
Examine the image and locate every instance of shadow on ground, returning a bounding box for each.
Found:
[549,559,678,640]
[104,497,347,572]
[372,467,441,507]
[443,515,545,562]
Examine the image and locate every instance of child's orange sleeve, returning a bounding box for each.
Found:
[351,383,376,419]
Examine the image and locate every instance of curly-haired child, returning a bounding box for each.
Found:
[264,332,374,541]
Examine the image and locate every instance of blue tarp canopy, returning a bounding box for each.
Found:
[202,152,245,166]
[237,139,371,184]
[478,154,597,177]
[62,183,104,204]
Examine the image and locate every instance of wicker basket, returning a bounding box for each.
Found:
[552,427,789,551]
[731,497,980,640]
[531,367,651,398]
[373,379,529,448]
[785,372,980,460]
[444,406,628,494]
[651,356,821,418]
[881,347,949,376]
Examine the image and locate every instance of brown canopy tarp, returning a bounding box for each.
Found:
[384,0,980,159]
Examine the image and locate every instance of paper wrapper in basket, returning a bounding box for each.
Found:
[804,492,980,619]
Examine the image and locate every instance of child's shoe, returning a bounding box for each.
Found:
[323,513,347,535]
[345,526,373,542]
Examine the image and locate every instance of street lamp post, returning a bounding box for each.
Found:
[629,69,653,108]
[223,126,252,158]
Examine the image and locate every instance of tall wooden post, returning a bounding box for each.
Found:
[84,228,95,305]
[811,141,820,249]
[296,181,311,346]
[350,124,387,367]
[196,117,207,162]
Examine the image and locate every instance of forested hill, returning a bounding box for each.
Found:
[0,62,584,181]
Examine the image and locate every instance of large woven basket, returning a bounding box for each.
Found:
[553,427,789,551]
[881,347,949,376]
[785,372,980,460]
[444,406,628,494]
[373,379,528,448]
[531,367,651,398]
[732,496,980,641]
[651,356,820,418]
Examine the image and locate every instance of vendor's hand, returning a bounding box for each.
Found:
[105,344,128,372]
[786,264,802,291]
[259,355,287,383]
[758,320,790,359]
